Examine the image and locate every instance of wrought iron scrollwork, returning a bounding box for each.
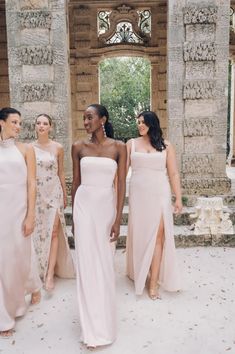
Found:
[107,22,144,44]
[138,10,151,34]
[98,11,111,35]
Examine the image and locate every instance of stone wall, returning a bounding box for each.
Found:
[5,0,72,175]
[168,0,231,195]
[0,2,10,107]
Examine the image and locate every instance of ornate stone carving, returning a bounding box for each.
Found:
[21,83,54,102]
[182,178,231,195]
[183,80,215,99]
[184,41,216,61]
[20,120,35,140]
[182,154,214,174]
[183,7,218,24]
[184,118,214,137]
[19,46,53,65]
[19,11,52,29]
[190,197,234,235]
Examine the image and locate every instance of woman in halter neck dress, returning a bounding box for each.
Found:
[72,104,126,349]
[0,107,41,337]
[126,111,182,300]
[32,114,74,292]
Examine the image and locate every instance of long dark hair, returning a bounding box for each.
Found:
[88,104,114,138]
[138,111,166,151]
[0,107,21,133]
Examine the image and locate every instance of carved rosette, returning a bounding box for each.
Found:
[183,80,215,100]
[18,11,52,29]
[184,41,216,61]
[183,6,218,24]
[19,46,53,65]
[21,83,54,102]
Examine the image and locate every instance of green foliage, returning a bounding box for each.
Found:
[100,57,151,141]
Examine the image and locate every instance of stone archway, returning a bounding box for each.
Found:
[68,1,167,141]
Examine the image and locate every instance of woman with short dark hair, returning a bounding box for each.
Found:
[126,111,182,300]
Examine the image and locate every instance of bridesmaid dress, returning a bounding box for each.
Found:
[0,139,41,332]
[126,139,181,295]
[33,146,74,281]
[73,156,117,347]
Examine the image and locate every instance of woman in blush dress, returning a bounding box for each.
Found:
[126,111,182,300]
[32,114,74,292]
[0,107,41,337]
[72,104,126,349]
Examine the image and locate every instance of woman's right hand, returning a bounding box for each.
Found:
[23,215,35,237]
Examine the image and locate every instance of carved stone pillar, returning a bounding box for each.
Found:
[168,0,231,195]
[5,0,72,176]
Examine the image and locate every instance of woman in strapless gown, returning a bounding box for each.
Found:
[126,111,182,300]
[32,114,75,292]
[0,107,41,337]
[72,104,126,348]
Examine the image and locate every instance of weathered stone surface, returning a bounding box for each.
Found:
[22,65,53,82]
[183,80,215,99]
[184,41,216,61]
[186,24,215,41]
[21,83,54,102]
[183,6,218,24]
[185,99,214,118]
[182,178,231,195]
[184,118,214,137]
[19,46,53,65]
[20,0,48,9]
[184,137,214,153]
[182,154,214,175]
[21,29,50,46]
[18,11,51,28]
[185,61,215,79]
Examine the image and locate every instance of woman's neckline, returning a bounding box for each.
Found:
[81,156,117,166]
[0,137,15,148]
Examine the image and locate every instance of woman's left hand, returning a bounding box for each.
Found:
[23,215,35,237]
[174,199,183,214]
[110,222,120,242]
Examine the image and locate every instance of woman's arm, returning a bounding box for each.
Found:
[24,144,37,236]
[57,144,67,208]
[126,139,132,175]
[110,142,127,242]
[166,142,182,214]
[71,142,82,208]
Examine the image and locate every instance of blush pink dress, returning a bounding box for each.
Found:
[0,139,41,331]
[126,139,181,295]
[73,156,117,347]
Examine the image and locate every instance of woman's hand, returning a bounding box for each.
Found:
[110,221,120,242]
[174,199,183,215]
[23,215,35,237]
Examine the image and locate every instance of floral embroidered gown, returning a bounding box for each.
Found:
[33,145,74,281]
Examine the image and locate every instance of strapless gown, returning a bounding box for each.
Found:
[0,139,41,331]
[127,139,181,295]
[73,156,117,347]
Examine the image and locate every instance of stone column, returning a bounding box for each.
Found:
[168,0,231,195]
[5,0,72,176]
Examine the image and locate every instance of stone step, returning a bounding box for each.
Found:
[66,225,235,249]
[64,206,235,227]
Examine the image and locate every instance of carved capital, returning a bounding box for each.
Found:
[21,83,54,102]
[183,80,216,100]
[19,46,53,65]
[18,11,52,29]
[184,41,216,61]
[183,6,218,24]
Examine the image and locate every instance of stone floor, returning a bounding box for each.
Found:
[1,247,235,354]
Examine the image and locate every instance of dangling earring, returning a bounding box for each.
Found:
[102,122,107,138]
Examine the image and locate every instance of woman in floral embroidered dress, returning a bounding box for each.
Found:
[32,114,74,292]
